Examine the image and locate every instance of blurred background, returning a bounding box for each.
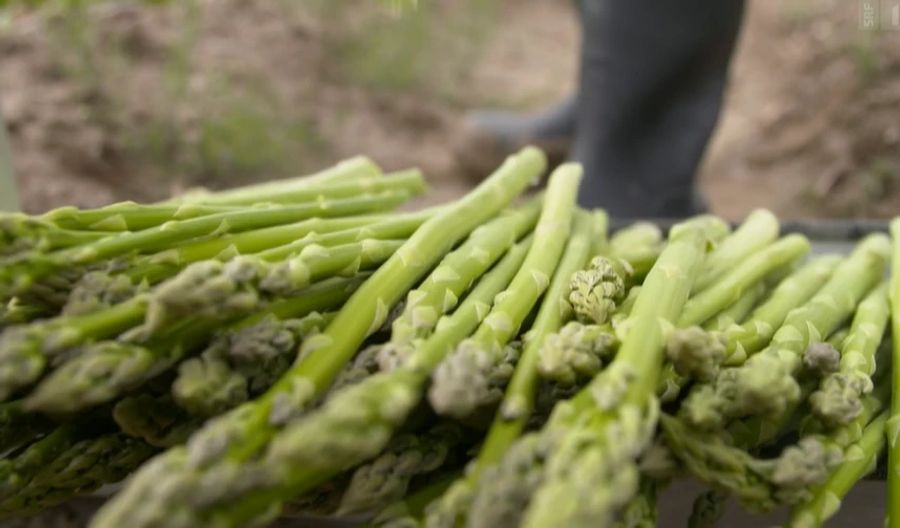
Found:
[0,0,898,218]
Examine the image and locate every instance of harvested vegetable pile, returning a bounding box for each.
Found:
[0,146,899,527]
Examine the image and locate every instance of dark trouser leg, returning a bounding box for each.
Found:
[573,0,745,217]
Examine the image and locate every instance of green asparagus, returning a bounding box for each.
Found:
[90,146,547,528]
[428,164,581,420]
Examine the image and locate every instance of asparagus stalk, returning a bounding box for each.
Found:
[0,400,53,456]
[537,320,618,388]
[44,169,423,232]
[480,212,595,463]
[140,237,403,336]
[668,379,890,513]
[677,234,810,328]
[660,234,810,387]
[687,489,728,528]
[26,276,360,414]
[568,256,631,325]
[660,250,833,402]
[466,212,599,527]
[168,155,383,206]
[518,216,726,528]
[691,209,779,293]
[702,280,767,332]
[91,237,531,528]
[113,394,200,448]
[888,217,900,528]
[0,297,148,400]
[660,413,843,512]
[440,217,724,528]
[428,164,581,421]
[173,311,333,417]
[608,222,663,280]
[0,420,100,502]
[337,423,464,515]
[0,432,157,517]
[0,214,107,256]
[42,156,385,229]
[121,210,430,285]
[789,411,888,528]
[4,190,411,294]
[376,199,542,371]
[369,471,460,527]
[700,235,890,426]
[719,256,841,366]
[89,146,547,528]
[810,281,889,427]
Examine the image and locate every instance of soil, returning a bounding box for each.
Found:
[1,0,899,219]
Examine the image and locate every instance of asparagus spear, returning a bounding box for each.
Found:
[0,432,157,517]
[428,164,582,420]
[567,256,630,326]
[660,413,843,512]
[0,418,106,503]
[691,209,779,293]
[702,280,767,332]
[45,213,422,321]
[888,218,900,528]
[537,321,618,388]
[659,249,832,402]
[660,234,811,386]
[0,214,107,256]
[368,471,460,527]
[719,256,841,366]
[3,190,412,294]
[810,281,889,427]
[337,423,464,515]
[121,210,430,286]
[485,212,600,455]
[41,156,385,230]
[687,489,728,528]
[0,297,148,400]
[140,237,403,336]
[677,234,810,328]
[167,155,384,207]
[43,169,423,231]
[667,378,890,513]
[376,199,542,371]
[113,394,200,448]
[436,217,725,528]
[608,222,663,280]
[91,237,531,528]
[26,276,360,414]
[89,146,547,528]
[518,216,726,528]
[466,213,602,526]
[691,235,889,428]
[789,411,887,528]
[173,311,333,417]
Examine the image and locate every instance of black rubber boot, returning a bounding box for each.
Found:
[454,96,576,181]
[466,95,576,153]
[572,0,745,217]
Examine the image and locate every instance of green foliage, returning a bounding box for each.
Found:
[298,0,499,101]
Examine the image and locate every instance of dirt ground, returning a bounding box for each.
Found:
[1,0,899,219]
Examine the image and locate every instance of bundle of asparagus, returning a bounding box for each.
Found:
[1,145,899,528]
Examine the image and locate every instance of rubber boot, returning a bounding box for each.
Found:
[572,0,745,217]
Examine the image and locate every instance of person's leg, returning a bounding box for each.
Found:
[573,0,745,217]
